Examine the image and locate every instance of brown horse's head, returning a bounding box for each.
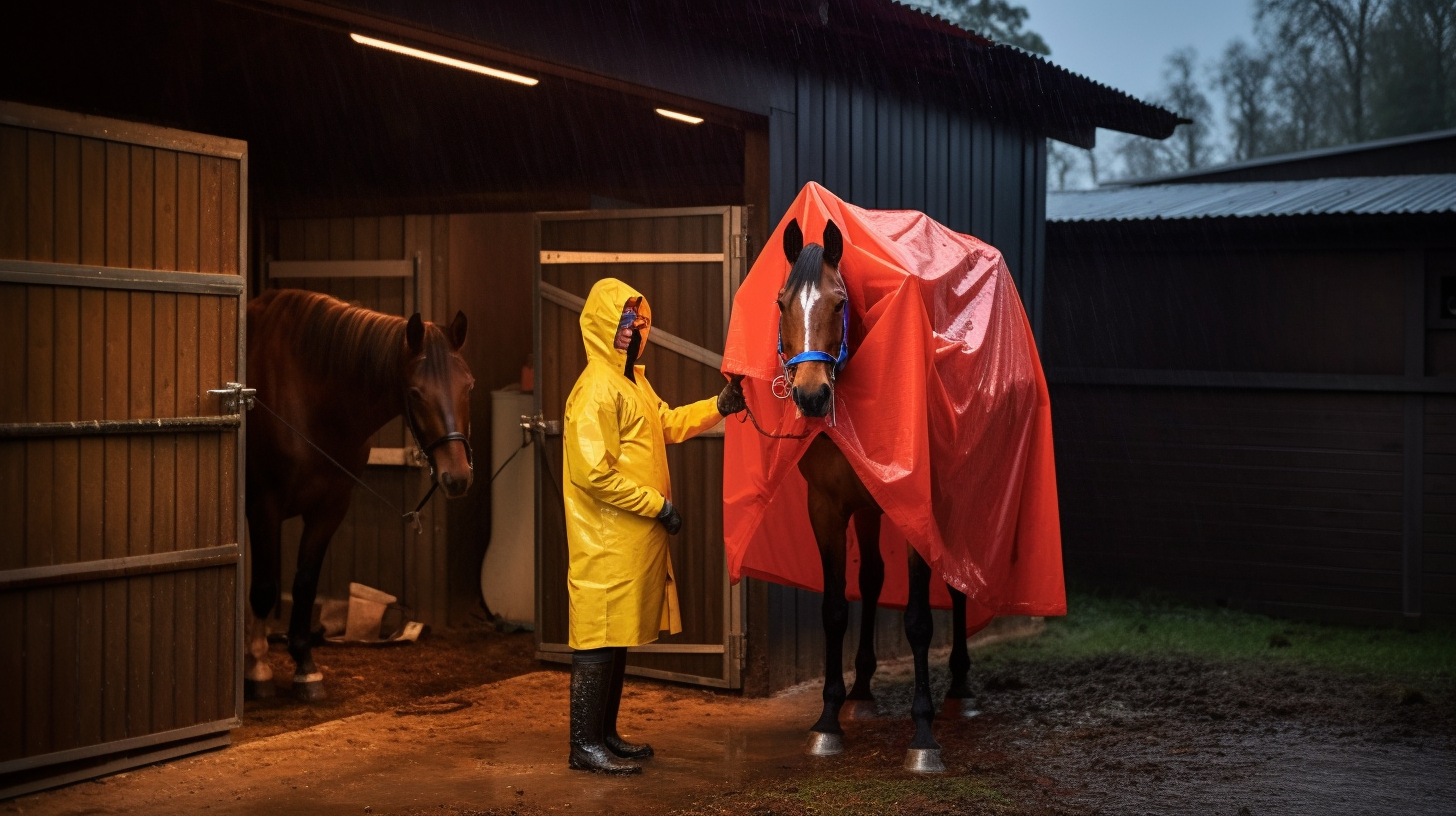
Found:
[404,311,474,498]
[777,218,847,418]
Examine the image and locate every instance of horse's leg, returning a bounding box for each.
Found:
[244,496,283,699]
[903,547,945,773]
[943,584,980,718]
[286,488,350,702]
[806,486,852,756]
[842,510,883,719]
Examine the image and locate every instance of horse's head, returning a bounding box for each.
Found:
[404,311,474,499]
[777,218,847,419]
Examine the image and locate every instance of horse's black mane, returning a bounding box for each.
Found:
[785,242,827,296]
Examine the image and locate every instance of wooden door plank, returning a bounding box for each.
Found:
[198,296,221,547]
[102,286,130,741]
[0,285,23,424]
[174,292,199,724]
[129,146,154,271]
[219,159,238,275]
[0,126,25,259]
[154,150,177,272]
[198,156,221,273]
[23,566,54,757]
[53,134,80,265]
[27,130,54,261]
[76,286,105,745]
[0,591,22,761]
[176,153,199,273]
[104,142,129,268]
[150,571,175,732]
[194,565,218,725]
[79,138,105,267]
[217,566,237,721]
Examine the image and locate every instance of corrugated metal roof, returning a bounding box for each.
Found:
[1047,175,1456,222]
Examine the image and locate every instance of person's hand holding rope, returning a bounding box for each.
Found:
[717,374,747,416]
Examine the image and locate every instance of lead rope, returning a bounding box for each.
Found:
[253,396,516,534]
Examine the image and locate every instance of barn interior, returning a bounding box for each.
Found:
[4,0,761,627]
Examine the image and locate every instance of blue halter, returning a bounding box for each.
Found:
[777,294,850,371]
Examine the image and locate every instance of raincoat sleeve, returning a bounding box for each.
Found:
[565,384,666,518]
[657,396,723,444]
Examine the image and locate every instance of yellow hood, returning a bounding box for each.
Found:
[580,278,652,367]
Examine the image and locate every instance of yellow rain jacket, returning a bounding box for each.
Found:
[563,278,723,649]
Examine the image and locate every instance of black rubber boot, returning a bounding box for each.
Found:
[569,651,642,774]
[605,647,654,759]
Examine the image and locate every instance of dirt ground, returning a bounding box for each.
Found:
[9,626,1455,816]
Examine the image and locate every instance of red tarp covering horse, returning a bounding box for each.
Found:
[721,182,1065,634]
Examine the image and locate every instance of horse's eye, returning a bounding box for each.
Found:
[409,387,423,400]
[833,301,845,312]
[775,300,785,311]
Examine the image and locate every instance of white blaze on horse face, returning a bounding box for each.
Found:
[795,282,822,359]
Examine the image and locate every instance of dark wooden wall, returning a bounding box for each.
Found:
[755,67,1048,692]
[0,104,244,795]
[1044,219,1456,627]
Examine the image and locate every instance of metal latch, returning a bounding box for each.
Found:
[208,382,256,413]
[521,414,562,441]
[728,633,746,668]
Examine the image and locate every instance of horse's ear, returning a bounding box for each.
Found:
[823,220,843,267]
[448,311,467,350]
[406,313,425,355]
[783,219,803,264]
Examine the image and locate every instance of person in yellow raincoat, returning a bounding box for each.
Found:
[562,277,745,774]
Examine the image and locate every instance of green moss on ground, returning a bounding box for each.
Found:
[978,589,1456,683]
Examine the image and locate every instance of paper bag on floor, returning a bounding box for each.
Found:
[320,582,425,644]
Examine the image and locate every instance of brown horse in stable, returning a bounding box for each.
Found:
[772,219,975,773]
[244,289,474,701]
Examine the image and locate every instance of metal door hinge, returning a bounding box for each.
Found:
[728,633,746,668]
[730,233,750,260]
[208,382,256,413]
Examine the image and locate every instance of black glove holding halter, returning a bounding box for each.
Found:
[717,375,747,416]
[656,499,684,535]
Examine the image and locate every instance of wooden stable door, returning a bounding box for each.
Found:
[534,207,747,688]
[0,102,247,797]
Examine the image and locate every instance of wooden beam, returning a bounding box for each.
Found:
[268,259,414,279]
[538,281,725,370]
[539,251,724,265]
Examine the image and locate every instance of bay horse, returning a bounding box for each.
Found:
[244,289,474,701]
[772,219,975,774]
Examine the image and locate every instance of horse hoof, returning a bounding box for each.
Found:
[841,699,880,720]
[293,676,327,702]
[903,747,946,774]
[941,697,980,719]
[806,731,845,757]
[245,678,276,700]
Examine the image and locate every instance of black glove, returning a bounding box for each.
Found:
[656,499,683,535]
[717,378,747,416]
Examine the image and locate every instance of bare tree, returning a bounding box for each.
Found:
[1162,48,1214,170]
[1258,0,1386,141]
[1217,40,1275,160]
[1369,0,1456,136]
[918,0,1051,54]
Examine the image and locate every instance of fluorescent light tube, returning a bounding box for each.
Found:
[655,108,704,124]
[350,33,539,86]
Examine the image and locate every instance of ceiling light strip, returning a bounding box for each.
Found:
[350,33,539,86]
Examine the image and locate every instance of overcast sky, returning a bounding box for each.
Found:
[1017,0,1257,103]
